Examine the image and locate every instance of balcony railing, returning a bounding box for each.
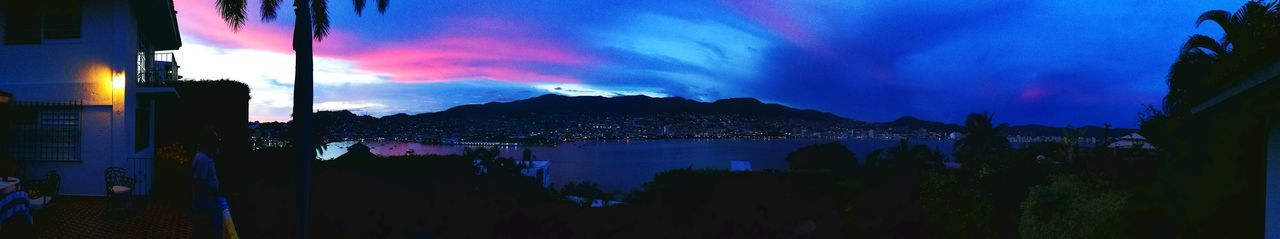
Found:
[136,52,179,87]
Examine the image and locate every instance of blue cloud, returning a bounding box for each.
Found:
[177,0,1252,127]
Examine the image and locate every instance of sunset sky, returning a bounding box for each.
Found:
[172,0,1245,127]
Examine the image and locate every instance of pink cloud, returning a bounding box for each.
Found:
[173,1,594,84]
[343,35,594,83]
[1018,86,1048,102]
[722,0,837,59]
[175,0,363,54]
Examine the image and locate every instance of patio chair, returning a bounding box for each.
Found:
[0,190,33,238]
[23,171,59,211]
[104,167,136,217]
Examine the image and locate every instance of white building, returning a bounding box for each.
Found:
[520,160,551,188]
[1106,133,1156,150]
[474,159,552,188]
[0,0,181,196]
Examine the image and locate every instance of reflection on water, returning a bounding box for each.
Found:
[319,139,954,192]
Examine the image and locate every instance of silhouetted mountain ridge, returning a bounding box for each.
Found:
[309,95,1135,139]
[426,94,851,122]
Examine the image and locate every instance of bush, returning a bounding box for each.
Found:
[1020,175,1129,239]
[920,171,993,239]
[154,143,193,198]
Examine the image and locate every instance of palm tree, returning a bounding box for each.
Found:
[1149,1,1280,148]
[1162,44,1215,116]
[1166,1,1280,114]
[953,111,1010,164]
[212,0,389,237]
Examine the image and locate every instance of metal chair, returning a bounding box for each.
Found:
[104,167,135,217]
[23,171,59,210]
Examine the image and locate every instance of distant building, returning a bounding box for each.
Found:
[1106,133,1156,150]
[564,195,623,208]
[0,0,181,196]
[520,160,551,188]
[334,142,376,160]
[473,158,552,188]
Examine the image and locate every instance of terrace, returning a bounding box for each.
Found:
[31,196,192,238]
[136,52,179,88]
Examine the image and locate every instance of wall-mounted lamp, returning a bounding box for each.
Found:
[112,71,126,90]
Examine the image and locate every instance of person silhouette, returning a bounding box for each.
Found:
[191,128,223,239]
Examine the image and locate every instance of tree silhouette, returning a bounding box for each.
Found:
[1164,1,1280,115]
[865,139,943,171]
[212,0,390,237]
[466,147,526,177]
[784,142,858,175]
[953,111,1010,165]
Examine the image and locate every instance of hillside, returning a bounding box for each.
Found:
[301,94,1136,141]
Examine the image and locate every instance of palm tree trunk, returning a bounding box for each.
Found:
[292,0,315,238]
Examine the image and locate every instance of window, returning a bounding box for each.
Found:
[536,169,546,185]
[2,0,82,45]
[43,0,82,40]
[135,107,150,151]
[2,2,42,45]
[7,101,81,162]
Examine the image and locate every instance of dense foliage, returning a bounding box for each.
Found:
[1020,175,1130,239]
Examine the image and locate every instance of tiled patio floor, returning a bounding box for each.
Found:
[34,196,193,238]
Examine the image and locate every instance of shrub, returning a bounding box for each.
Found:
[154,143,193,197]
[1020,175,1129,239]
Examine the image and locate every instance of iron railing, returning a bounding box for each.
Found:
[127,156,153,195]
[137,52,179,87]
[4,100,82,162]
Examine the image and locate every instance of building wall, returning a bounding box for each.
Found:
[0,0,147,196]
[1268,113,1280,239]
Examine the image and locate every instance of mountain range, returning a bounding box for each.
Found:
[875,115,1136,139]
[413,94,851,122]
[307,94,1134,140]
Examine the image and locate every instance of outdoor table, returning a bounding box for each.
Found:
[0,177,20,194]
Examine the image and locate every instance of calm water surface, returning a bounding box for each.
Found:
[319,139,954,192]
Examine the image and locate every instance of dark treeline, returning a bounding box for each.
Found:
[173,109,1163,238]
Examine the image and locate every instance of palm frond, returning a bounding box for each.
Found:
[1235,1,1271,24]
[215,0,248,31]
[353,0,367,15]
[1274,0,1280,16]
[378,0,389,14]
[1197,10,1231,30]
[313,0,331,41]
[1164,48,1216,114]
[261,0,282,21]
[1181,34,1226,56]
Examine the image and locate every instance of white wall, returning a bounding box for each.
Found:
[0,0,148,196]
[21,107,114,196]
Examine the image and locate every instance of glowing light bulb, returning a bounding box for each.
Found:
[112,72,125,89]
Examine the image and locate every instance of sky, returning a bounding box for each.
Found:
[171,0,1248,127]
